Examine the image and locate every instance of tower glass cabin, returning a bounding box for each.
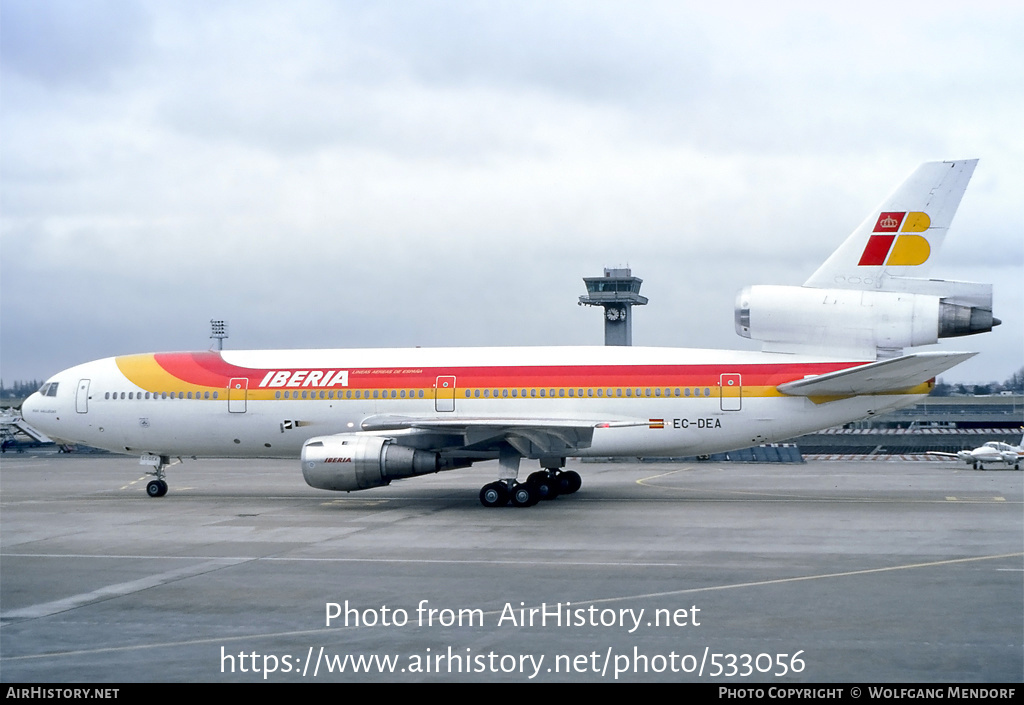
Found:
[579,268,648,346]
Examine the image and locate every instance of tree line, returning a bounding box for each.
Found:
[932,367,1024,396]
[0,380,45,400]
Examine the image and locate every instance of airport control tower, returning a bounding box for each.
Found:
[579,268,648,346]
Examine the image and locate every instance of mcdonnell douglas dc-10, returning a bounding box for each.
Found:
[23,160,999,507]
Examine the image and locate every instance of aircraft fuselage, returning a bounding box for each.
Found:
[23,346,927,462]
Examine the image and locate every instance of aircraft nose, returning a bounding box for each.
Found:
[21,393,42,422]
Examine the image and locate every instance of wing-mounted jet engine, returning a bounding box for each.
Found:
[301,434,471,491]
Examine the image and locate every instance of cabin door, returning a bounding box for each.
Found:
[434,376,456,412]
[720,373,742,411]
[228,378,248,413]
[76,379,90,414]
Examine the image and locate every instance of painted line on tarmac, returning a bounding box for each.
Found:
[3,551,1020,662]
[0,558,247,620]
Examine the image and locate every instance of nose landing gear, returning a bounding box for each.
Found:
[140,454,176,498]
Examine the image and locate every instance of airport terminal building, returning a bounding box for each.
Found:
[794,394,1023,456]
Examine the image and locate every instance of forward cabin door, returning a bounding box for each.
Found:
[76,379,90,414]
[228,378,248,413]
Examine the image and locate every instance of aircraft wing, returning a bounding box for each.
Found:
[777,352,976,397]
[360,415,648,457]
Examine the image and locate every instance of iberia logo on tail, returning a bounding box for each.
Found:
[858,211,932,266]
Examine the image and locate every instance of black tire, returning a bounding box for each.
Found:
[147,480,164,498]
[527,472,558,500]
[560,470,582,494]
[510,483,538,507]
[479,482,509,508]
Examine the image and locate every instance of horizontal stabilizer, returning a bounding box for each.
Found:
[776,352,976,397]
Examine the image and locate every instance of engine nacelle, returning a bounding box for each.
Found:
[302,434,458,491]
[735,284,997,357]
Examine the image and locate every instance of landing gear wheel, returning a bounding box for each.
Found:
[479,482,509,508]
[510,482,539,508]
[527,471,559,500]
[147,479,168,498]
[554,470,582,495]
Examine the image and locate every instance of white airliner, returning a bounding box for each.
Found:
[22,159,999,507]
[928,440,1023,470]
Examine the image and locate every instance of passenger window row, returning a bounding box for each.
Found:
[467,387,712,398]
[275,389,427,400]
[102,387,715,401]
[104,391,220,400]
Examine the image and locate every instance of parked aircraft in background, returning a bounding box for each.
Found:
[928,440,1023,470]
[22,160,998,506]
[0,409,53,452]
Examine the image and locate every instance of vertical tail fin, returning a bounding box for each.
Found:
[805,159,978,290]
[737,159,997,359]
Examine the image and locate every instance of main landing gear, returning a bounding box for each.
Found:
[467,447,582,508]
[478,466,582,508]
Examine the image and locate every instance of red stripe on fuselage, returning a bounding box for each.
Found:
[153,352,255,387]
[145,352,863,390]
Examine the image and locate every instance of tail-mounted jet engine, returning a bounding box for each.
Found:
[301,434,469,491]
[735,280,998,358]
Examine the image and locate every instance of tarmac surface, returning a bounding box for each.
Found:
[1,451,1021,683]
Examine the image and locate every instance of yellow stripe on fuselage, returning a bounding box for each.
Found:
[116,354,218,395]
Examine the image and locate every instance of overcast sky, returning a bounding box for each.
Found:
[2,0,1021,386]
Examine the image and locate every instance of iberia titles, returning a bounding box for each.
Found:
[258,370,350,388]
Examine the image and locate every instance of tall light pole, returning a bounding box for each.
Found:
[210,320,228,351]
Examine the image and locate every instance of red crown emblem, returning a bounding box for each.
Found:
[873,212,906,232]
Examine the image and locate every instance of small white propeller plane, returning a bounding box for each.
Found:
[928,439,1023,470]
[23,160,999,506]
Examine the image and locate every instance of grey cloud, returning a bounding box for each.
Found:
[1,2,1020,386]
[0,0,152,89]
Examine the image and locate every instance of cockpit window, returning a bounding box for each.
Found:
[39,382,59,397]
